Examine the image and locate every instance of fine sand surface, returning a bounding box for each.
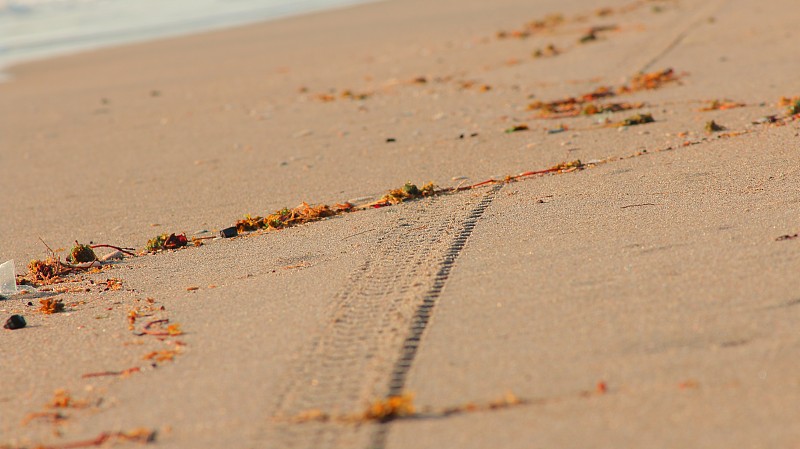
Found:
[2,0,800,448]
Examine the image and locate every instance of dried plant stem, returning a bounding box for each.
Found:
[89,244,137,257]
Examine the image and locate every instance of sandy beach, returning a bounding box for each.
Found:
[2,0,800,447]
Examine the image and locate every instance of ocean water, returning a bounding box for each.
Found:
[0,0,374,72]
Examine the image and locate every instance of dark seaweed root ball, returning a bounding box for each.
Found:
[4,315,26,330]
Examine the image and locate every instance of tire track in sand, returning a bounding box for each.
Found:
[266,186,501,449]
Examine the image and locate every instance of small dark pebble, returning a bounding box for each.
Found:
[4,315,26,330]
[27,301,33,306]
[386,138,396,143]
[219,227,238,238]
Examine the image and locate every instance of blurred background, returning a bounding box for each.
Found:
[0,0,372,73]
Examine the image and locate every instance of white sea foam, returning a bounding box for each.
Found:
[0,0,374,74]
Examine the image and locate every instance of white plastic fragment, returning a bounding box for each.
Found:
[100,251,124,262]
[64,261,102,269]
[0,260,18,295]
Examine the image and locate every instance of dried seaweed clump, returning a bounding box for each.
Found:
[363,394,416,421]
[497,14,564,39]
[67,241,96,263]
[266,203,337,230]
[551,160,584,172]
[39,298,65,314]
[28,258,64,283]
[145,233,188,252]
[618,113,654,126]
[143,349,180,363]
[236,214,264,232]
[581,102,643,116]
[504,124,529,133]
[700,99,745,111]
[705,120,725,132]
[620,68,680,93]
[236,202,353,233]
[532,44,560,58]
[788,97,800,115]
[378,182,436,206]
[145,234,168,252]
[527,86,615,116]
[527,68,680,118]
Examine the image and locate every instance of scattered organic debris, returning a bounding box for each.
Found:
[364,394,416,422]
[104,278,123,291]
[163,233,188,249]
[779,96,800,114]
[579,30,597,43]
[705,120,726,132]
[145,233,188,252]
[458,80,492,92]
[67,242,97,263]
[340,89,372,101]
[528,86,615,115]
[577,380,612,398]
[278,204,335,228]
[580,102,643,116]
[285,391,527,424]
[505,124,529,133]
[39,298,65,314]
[621,68,680,92]
[48,389,88,409]
[127,310,139,330]
[81,367,141,378]
[578,25,618,43]
[27,257,67,284]
[547,125,567,134]
[530,69,677,118]
[4,314,26,330]
[235,202,344,233]
[776,233,799,241]
[441,391,525,416]
[752,115,779,125]
[145,234,168,252]
[28,428,156,449]
[532,44,560,58]
[459,160,585,191]
[21,411,67,426]
[371,182,436,208]
[138,319,183,337]
[700,99,745,111]
[143,349,180,363]
[314,89,372,102]
[621,203,657,209]
[496,13,564,39]
[616,113,654,126]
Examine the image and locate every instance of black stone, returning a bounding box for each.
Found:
[219,227,238,238]
[4,315,26,330]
